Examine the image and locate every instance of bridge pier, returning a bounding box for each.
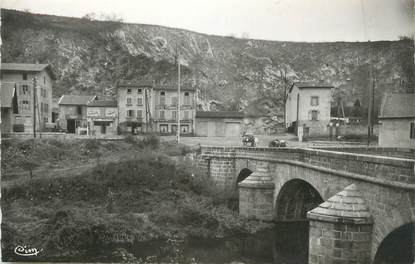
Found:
[307,184,373,264]
[239,161,274,221]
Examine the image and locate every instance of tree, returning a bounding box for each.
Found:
[351,99,362,117]
[15,144,40,179]
[82,12,96,21]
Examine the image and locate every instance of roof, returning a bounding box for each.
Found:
[58,95,97,106]
[154,85,196,91]
[1,63,56,80]
[117,82,197,91]
[117,81,153,87]
[289,81,333,93]
[379,93,415,119]
[1,83,15,108]
[196,111,244,118]
[308,184,372,224]
[87,100,117,107]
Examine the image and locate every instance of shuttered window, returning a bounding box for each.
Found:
[410,122,415,139]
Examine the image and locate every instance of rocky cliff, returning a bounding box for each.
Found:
[1,9,414,121]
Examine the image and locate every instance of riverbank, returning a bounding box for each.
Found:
[1,138,272,263]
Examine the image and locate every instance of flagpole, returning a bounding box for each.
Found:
[177,47,181,143]
[33,77,37,138]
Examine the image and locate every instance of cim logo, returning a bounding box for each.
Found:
[14,245,43,257]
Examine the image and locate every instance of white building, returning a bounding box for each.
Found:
[285,82,333,136]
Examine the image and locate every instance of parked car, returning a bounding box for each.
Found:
[242,132,258,147]
[268,138,287,147]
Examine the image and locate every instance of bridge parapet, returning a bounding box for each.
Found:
[302,148,415,184]
[200,146,415,187]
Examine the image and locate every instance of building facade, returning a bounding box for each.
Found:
[117,82,153,134]
[0,63,55,134]
[378,93,415,148]
[285,82,333,136]
[153,85,196,135]
[57,95,97,133]
[117,82,197,135]
[86,100,118,136]
[195,111,244,137]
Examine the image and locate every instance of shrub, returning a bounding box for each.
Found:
[142,133,160,149]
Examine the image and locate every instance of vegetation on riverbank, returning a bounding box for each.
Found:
[1,137,270,263]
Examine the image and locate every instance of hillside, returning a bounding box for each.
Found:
[1,9,414,121]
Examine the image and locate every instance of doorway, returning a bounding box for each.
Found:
[67,119,75,133]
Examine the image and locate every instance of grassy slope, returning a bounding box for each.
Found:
[1,138,269,262]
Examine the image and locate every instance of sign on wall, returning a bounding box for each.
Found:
[105,109,117,117]
[87,109,100,117]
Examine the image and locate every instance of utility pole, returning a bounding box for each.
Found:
[177,47,181,143]
[283,71,287,127]
[367,41,372,146]
[33,77,37,138]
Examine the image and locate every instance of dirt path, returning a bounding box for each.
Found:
[1,154,136,188]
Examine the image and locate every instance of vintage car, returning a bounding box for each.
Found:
[242,132,257,147]
[268,138,287,147]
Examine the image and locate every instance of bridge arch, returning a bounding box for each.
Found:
[373,222,414,264]
[274,178,323,222]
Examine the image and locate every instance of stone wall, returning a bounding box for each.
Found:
[308,221,372,264]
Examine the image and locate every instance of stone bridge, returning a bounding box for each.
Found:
[197,146,415,264]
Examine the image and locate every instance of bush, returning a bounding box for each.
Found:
[142,133,160,149]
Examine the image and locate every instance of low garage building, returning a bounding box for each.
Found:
[195,111,244,137]
[378,93,415,148]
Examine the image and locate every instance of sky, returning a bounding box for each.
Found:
[1,0,414,42]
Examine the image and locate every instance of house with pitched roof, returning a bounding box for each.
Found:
[86,100,118,136]
[285,81,333,136]
[57,94,97,133]
[0,63,56,134]
[378,93,415,148]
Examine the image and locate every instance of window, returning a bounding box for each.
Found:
[311,96,319,106]
[184,92,190,105]
[21,100,30,110]
[410,122,415,139]
[137,97,143,106]
[44,76,46,84]
[160,91,166,105]
[138,88,142,94]
[309,110,319,121]
[21,85,29,95]
[41,102,44,112]
[172,110,177,120]
[159,124,168,133]
[77,106,82,115]
[171,124,177,132]
[137,110,143,119]
[159,110,165,119]
[23,73,27,80]
[184,110,189,120]
[126,98,132,106]
[45,103,49,112]
[127,110,134,117]
[127,88,132,94]
[180,125,189,133]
